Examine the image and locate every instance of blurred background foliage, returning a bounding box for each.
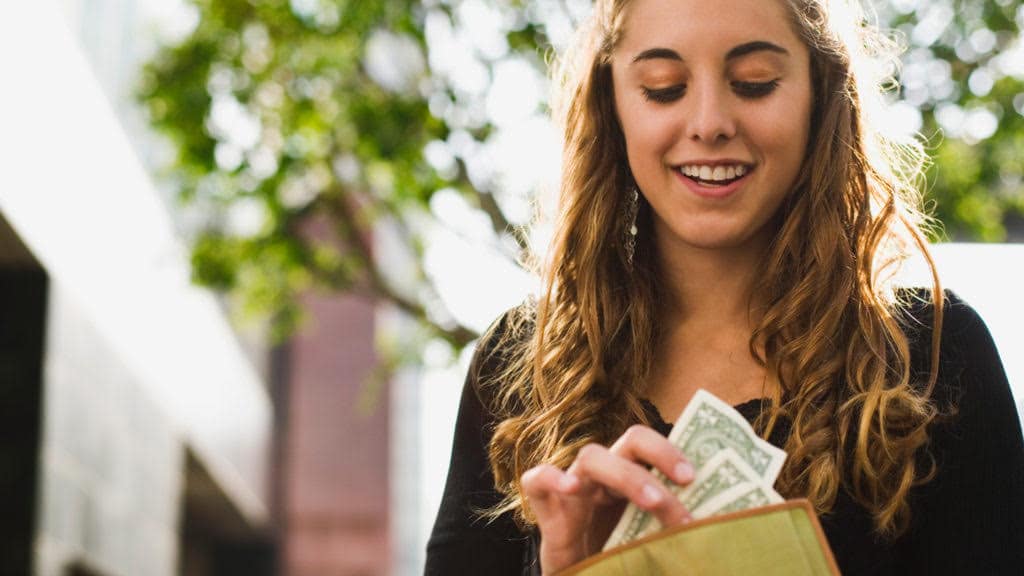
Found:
[138,0,1024,351]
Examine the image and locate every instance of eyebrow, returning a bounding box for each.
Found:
[631,41,790,64]
[726,41,789,60]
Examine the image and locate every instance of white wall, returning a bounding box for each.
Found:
[0,0,272,548]
[909,243,1024,414]
[36,286,183,576]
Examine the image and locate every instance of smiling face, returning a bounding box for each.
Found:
[611,0,813,257]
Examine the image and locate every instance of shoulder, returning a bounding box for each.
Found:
[894,287,990,357]
[467,301,537,407]
[895,288,1000,403]
[893,290,1024,571]
[894,287,984,337]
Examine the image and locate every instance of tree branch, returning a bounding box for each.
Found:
[327,188,478,348]
[474,185,532,257]
[447,156,532,259]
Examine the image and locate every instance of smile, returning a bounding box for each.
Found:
[672,162,754,199]
[677,163,752,186]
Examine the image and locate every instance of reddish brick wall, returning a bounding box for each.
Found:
[283,294,389,576]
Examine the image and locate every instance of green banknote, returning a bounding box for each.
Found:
[698,483,784,517]
[603,389,787,551]
[668,389,785,481]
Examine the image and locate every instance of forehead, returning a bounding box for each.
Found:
[615,0,802,56]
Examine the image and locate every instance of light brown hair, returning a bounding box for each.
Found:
[484,0,944,537]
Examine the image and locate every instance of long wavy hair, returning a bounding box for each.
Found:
[483,0,944,537]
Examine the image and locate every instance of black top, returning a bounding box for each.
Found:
[426,291,1024,575]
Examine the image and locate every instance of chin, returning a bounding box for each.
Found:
[666,232,748,252]
[670,222,750,248]
[675,213,784,251]
[691,236,752,251]
[654,213,777,253]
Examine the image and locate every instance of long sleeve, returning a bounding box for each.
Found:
[895,292,1024,573]
[425,313,531,575]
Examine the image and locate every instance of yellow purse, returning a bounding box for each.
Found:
[557,500,841,576]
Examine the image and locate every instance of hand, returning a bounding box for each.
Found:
[521,425,696,575]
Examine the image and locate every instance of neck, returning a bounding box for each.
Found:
[654,233,768,330]
[644,229,775,413]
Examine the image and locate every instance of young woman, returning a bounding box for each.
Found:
[426,0,1024,573]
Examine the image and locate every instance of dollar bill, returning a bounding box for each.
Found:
[604,449,752,548]
[695,482,784,517]
[677,449,762,512]
[634,449,765,542]
[603,389,787,551]
[668,389,786,482]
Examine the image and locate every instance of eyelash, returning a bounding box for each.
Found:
[641,80,780,103]
[734,80,780,98]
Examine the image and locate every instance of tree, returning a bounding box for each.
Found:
[138,0,1024,354]
[880,0,1024,240]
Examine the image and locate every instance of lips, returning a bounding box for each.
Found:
[673,163,754,199]
[681,171,745,187]
[679,163,749,182]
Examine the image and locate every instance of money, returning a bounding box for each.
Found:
[603,389,786,551]
[618,449,762,543]
[668,389,786,480]
[679,450,763,513]
[697,482,784,517]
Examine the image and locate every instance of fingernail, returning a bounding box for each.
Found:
[641,484,664,507]
[675,462,694,483]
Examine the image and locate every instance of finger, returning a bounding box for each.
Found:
[522,464,580,497]
[568,443,691,526]
[610,425,695,485]
[522,464,580,514]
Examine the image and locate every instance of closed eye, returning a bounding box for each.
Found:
[642,85,686,103]
[643,80,779,103]
[732,80,779,98]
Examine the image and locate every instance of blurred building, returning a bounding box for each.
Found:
[0,1,276,575]
[0,1,395,575]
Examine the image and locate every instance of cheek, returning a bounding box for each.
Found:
[619,103,677,161]
[614,76,675,154]
[756,94,812,168]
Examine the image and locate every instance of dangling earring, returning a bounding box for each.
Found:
[623,187,639,266]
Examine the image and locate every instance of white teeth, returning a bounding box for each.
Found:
[679,163,750,182]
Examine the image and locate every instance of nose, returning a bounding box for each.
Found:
[684,82,737,144]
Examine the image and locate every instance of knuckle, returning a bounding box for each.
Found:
[623,465,652,493]
[623,424,648,443]
[520,466,543,487]
[629,477,651,499]
[576,443,603,467]
[668,504,692,525]
[524,463,556,483]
